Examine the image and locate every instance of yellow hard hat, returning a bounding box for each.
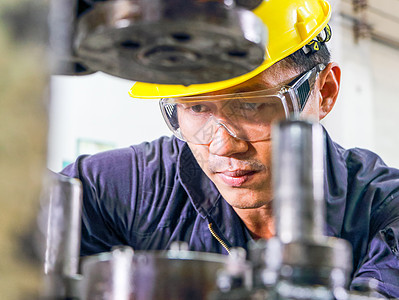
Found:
[129,0,331,99]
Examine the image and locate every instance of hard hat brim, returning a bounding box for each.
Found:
[129,0,331,99]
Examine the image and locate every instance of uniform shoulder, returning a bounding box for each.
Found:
[132,135,185,163]
[61,135,185,179]
[343,146,396,175]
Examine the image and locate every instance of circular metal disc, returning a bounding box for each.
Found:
[75,0,267,85]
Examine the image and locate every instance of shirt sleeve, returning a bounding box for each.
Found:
[351,201,399,298]
[60,147,141,256]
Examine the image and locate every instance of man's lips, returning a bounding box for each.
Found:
[216,169,258,187]
[218,170,255,177]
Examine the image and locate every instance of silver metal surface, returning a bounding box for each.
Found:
[49,0,94,75]
[81,247,240,300]
[270,119,354,299]
[74,0,267,84]
[272,119,325,244]
[111,246,134,300]
[249,238,283,288]
[216,247,252,292]
[281,239,352,270]
[249,237,352,295]
[40,171,83,298]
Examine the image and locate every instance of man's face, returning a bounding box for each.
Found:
[184,64,314,210]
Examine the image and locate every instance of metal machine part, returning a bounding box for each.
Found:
[210,242,277,300]
[215,247,252,292]
[276,240,353,299]
[111,246,134,300]
[80,242,251,300]
[50,0,94,75]
[249,238,283,289]
[272,119,325,244]
[270,120,353,299]
[81,246,134,300]
[71,0,267,84]
[40,171,83,299]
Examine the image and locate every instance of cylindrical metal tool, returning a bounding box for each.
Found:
[272,119,325,244]
[270,119,353,299]
[40,171,83,299]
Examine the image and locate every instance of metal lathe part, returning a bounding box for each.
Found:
[81,248,232,300]
[249,238,282,288]
[41,171,83,298]
[216,247,252,292]
[49,0,94,75]
[249,237,353,292]
[111,246,134,300]
[281,239,352,270]
[82,246,134,300]
[270,119,354,297]
[272,119,325,244]
[74,0,267,84]
[279,238,353,292]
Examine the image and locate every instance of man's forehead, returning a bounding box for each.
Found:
[201,64,299,96]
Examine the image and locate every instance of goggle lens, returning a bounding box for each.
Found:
[161,94,289,144]
[159,64,324,145]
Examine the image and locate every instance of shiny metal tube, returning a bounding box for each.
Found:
[111,246,134,300]
[41,171,83,298]
[272,119,325,244]
[271,119,353,299]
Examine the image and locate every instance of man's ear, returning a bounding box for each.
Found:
[318,62,341,120]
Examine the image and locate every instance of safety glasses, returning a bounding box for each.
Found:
[160,64,325,145]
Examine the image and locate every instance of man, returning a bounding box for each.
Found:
[62,0,399,297]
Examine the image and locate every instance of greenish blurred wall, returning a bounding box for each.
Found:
[0,1,48,298]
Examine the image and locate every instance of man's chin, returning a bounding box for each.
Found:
[221,191,272,210]
[209,171,273,209]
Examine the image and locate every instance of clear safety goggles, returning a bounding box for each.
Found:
[160,64,325,145]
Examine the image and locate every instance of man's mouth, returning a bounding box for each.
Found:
[216,169,258,187]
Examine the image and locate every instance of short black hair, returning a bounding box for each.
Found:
[279,43,331,73]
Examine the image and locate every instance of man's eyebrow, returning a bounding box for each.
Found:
[230,83,270,93]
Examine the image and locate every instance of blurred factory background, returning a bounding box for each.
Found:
[0,1,49,299]
[1,0,399,298]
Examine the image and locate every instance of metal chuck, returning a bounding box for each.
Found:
[72,0,267,84]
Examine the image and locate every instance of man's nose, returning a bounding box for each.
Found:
[209,124,249,156]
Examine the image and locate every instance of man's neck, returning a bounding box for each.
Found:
[233,204,275,240]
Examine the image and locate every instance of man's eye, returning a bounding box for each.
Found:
[189,104,209,113]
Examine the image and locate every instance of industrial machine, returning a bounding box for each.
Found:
[40,120,382,300]
[51,0,267,85]
[40,1,384,299]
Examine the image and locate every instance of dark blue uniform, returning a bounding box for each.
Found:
[62,130,399,298]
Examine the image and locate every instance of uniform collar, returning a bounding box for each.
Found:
[176,141,251,249]
[177,142,221,218]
